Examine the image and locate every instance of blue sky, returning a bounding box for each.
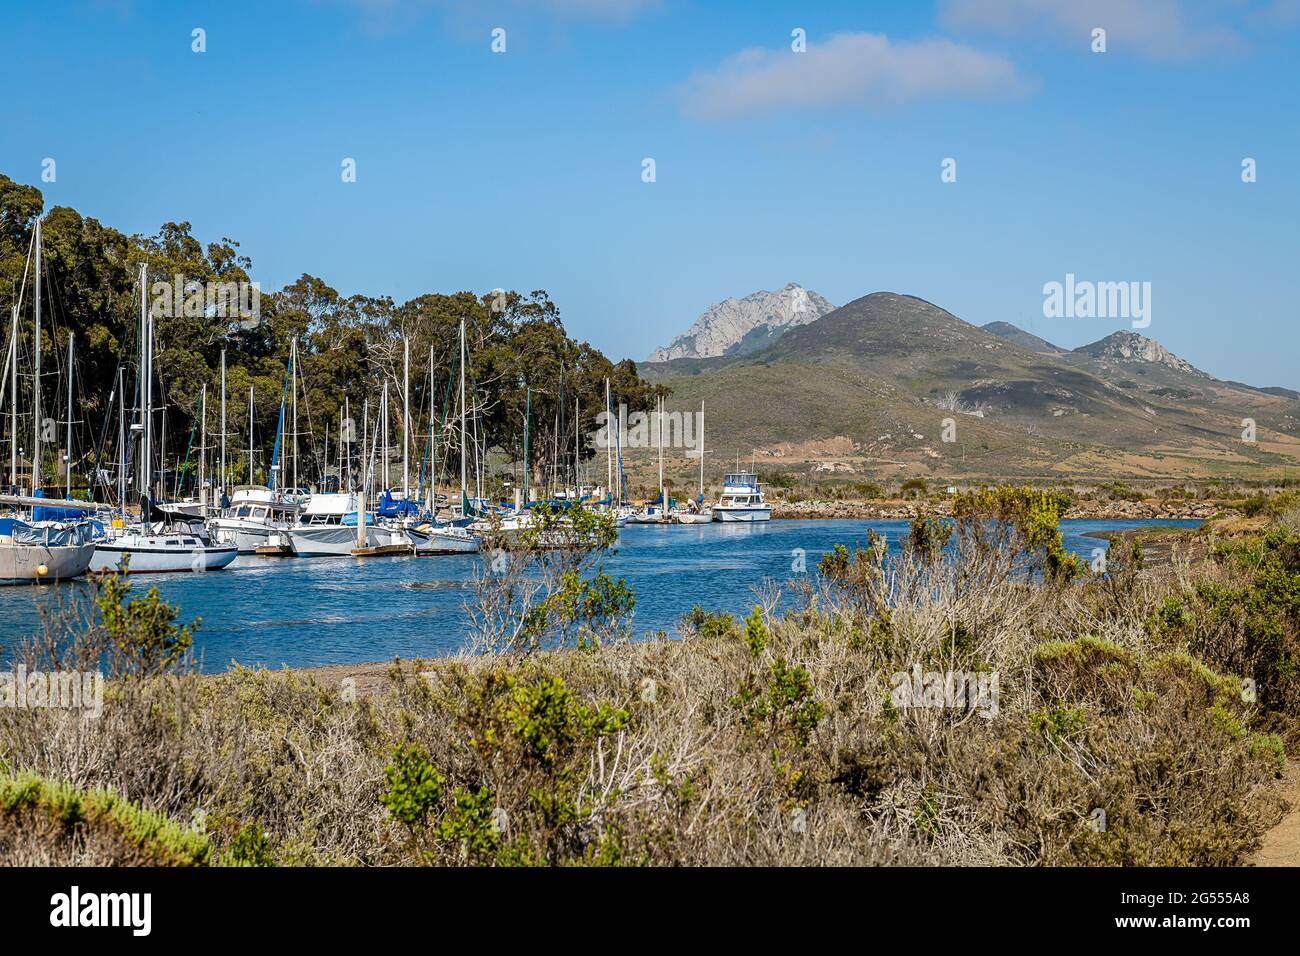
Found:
[3,0,1298,386]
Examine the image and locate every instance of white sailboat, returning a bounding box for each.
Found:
[1,220,98,583]
[676,400,712,523]
[91,264,237,573]
[417,320,481,554]
[626,395,673,523]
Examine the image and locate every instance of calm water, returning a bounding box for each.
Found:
[0,519,1196,672]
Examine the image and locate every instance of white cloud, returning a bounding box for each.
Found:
[939,0,1249,60]
[677,32,1026,121]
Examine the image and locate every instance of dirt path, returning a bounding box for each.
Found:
[1253,761,1300,866]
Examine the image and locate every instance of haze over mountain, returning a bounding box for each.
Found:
[647,282,834,362]
[640,292,1300,482]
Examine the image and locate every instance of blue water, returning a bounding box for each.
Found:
[0,519,1196,672]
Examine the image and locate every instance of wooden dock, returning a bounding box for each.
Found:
[349,544,415,557]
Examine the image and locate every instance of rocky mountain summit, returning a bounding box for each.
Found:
[1070,331,1205,376]
[647,282,834,362]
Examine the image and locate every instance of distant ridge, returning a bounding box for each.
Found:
[638,290,1300,480]
[981,321,1066,354]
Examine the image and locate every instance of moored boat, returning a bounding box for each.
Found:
[209,486,302,553]
[711,472,771,522]
[0,517,97,584]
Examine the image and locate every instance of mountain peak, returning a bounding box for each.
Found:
[1073,331,1203,376]
[647,284,835,362]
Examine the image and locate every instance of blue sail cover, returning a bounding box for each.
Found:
[0,517,98,545]
[30,489,91,523]
[377,491,419,518]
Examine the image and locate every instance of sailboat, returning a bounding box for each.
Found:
[626,395,673,524]
[412,321,480,553]
[675,400,712,523]
[89,264,237,573]
[211,341,302,551]
[1,218,98,583]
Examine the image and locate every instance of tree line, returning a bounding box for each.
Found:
[0,174,661,497]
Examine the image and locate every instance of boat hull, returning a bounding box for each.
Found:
[88,543,238,573]
[674,513,712,524]
[289,525,386,557]
[0,542,96,584]
[412,527,481,555]
[712,507,771,523]
[210,521,284,554]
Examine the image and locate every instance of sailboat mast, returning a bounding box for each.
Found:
[658,395,664,512]
[247,385,253,485]
[291,337,298,491]
[220,349,227,496]
[574,395,579,494]
[357,398,368,549]
[699,400,705,499]
[140,263,152,503]
[402,336,409,498]
[381,379,389,492]
[426,344,435,514]
[116,366,124,507]
[522,387,530,507]
[605,379,612,504]
[199,384,207,509]
[64,332,73,498]
[31,217,41,491]
[459,319,466,503]
[9,305,16,490]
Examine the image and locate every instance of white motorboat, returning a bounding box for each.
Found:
[711,472,771,522]
[209,486,303,553]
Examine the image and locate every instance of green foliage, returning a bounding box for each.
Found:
[0,771,211,866]
[680,606,738,641]
[730,609,823,749]
[952,485,1080,582]
[379,744,445,827]
[907,515,952,563]
[1186,526,1300,716]
[93,570,198,676]
[0,174,657,496]
[742,606,768,658]
[504,674,629,767]
[220,822,275,867]
[435,786,500,861]
[1029,705,1087,743]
